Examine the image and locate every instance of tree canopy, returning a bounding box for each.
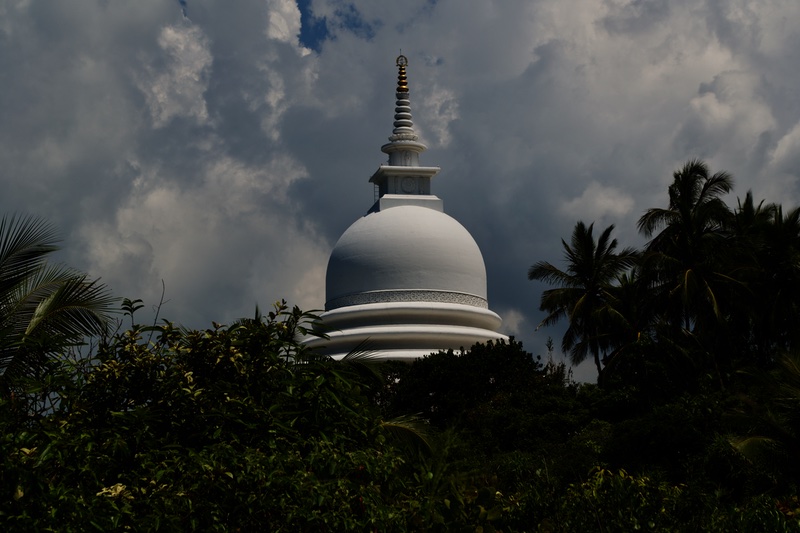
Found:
[0,214,115,402]
[532,160,800,388]
[5,168,800,532]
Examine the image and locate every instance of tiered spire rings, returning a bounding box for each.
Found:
[389,54,418,143]
[373,53,438,184]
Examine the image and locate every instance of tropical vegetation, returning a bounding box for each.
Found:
[0,214,114,405]
[3,159,800,530]
[531,159,800,387]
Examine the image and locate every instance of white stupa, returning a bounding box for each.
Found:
[306,55,507,360]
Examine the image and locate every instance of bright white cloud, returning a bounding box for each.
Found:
[498,308,526,338]
[559,181,635,222]
[685,71,776,154]
[139,25,213,128]
[417,84,458,148]
[266,0,303,44]
[81,151,327,323]
[770,122,800,173]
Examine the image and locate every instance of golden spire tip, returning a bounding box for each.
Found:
[396,54,409,93]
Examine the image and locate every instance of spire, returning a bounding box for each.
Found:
[380,54,427,166]
[369,54,440,206]
[389,55,417,143]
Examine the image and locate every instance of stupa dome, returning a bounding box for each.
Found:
[304,54,506,360]
[326,204,488,311]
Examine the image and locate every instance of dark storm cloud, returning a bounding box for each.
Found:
[601,0,672,36]
[2,0,799,380]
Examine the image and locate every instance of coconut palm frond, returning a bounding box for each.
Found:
[0,214,60,295]
[381,414,433,453]
[24,272,115,339]
[0,214,116,399]
[339,339,386,387]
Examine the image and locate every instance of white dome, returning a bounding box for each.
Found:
[304,56,507,361]
[325,204,488,310]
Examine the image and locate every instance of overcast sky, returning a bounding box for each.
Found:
[2,0,799,380]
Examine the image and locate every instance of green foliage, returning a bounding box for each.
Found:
[8,176,800,530]
[555,468,692,531]
[731,351,800,488]
[386,340,590,458]
[1,302,523,531]
[4,308,800,530]
[0,214,115,402]
[2,302,403,530]
[532,159,800,388]
[529,222,638,374]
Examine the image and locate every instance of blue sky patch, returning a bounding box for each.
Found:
[332,4,380,40]
[297,0,329,52]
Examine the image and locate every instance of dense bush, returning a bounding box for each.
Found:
[3,307,800,530]
[1,303,531,531]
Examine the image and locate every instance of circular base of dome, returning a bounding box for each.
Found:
[305,325,509,361]
[318,301,502,330]
[327,348,479,362]
[304,301,507,360]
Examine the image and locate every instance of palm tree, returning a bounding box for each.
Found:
[731,351,800,486]
[727,192,779,363]
[757,204,800,353]
[597,268,659,382]
[731,191,776,249]
[529,221,637,376]
[637,159,736,333]
[0,214,115,399]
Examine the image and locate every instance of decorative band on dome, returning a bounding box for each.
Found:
[326,289,488,311]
